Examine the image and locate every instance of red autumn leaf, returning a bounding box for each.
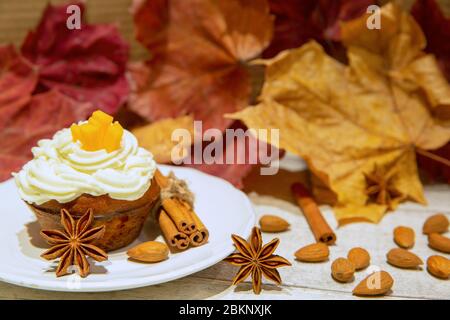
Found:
[129,0,273,131]
[21,2,129,114]
[263,0,374,58]
[185,121,280,188]
[187,155,254,189]
[0,90,92,181]
[0,45,38,130]
[412,0,450,81]
[262,0,321,59]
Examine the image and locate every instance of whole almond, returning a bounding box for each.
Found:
[423,214,449,235]
[294,243,329,262]
[127,241,169,263]
[393,226,415,249]
[259,215,290,233]
[353,271,393,296]
[386,248,423,269]
[347,247,370,270]
[428,233,450,253]
[331,258,355,283]
[427,255,450,279]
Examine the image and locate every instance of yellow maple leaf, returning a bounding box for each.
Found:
[230,4,450,224]
[132,115,194,163]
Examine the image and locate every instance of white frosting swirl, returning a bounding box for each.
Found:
[14,126,156,205]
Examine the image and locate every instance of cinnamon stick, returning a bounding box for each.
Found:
[161,198,197,235]
[181,201,209,246]
[291,182,336,245]
[157,208,190,250]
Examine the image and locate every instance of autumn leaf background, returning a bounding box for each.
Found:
[231,3,450,223]
[0,0,449,224]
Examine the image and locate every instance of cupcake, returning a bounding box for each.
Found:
[14,110,160,251]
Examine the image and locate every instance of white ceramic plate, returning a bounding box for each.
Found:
[0,165,255,292]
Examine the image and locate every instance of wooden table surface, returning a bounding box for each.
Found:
[1,184,448,300]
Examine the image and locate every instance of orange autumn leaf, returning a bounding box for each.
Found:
[231,4,450,224]
[132,115,194,163]
[129,0,273,131]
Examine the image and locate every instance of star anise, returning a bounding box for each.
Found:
[40,208,108,278]
[364,165,405,210]
[224,227,291,294]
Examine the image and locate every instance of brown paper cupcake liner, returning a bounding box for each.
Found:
[27,178,161,252]
[29,202,155,252]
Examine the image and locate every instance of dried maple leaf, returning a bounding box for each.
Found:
[224,227,291,294]
[129,0,273,131]
[132,115,195,163]
[0,90,91,181]
[0,45,38,131]
[185,121,280,188]
[21,2,129,114]
[263,0,374,58]
[186,138,257,189]
[187,161,254,189]
[231,4,450,223]
[131,112,258,187]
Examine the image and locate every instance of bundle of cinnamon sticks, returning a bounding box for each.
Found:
[155,170,209,250]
